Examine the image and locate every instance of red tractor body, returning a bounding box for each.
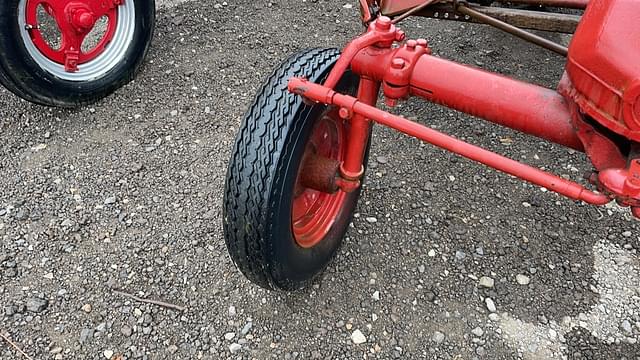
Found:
[566,0,640,141]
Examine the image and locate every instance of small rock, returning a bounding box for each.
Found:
[432,331,445,344]
[455,250,466,261]
[471,327,484,337]
[26,297,48,313]
[365,217,377,223]
[103,350,114,359]
[516,274,531,285]
[81,304,92,313]
[104,196,117,205]
[418,265,425,273]
[228,305,237,317]
[224,332,236,341]
[168,345,178,354]
[376,156,388,164]
[372,291,380,301]
[351,329,367,344]
[621,320,633,334]
[121,325,133,337]
[80,328,94,343]
[241,322,253,336]
[622,231,632,237]
[478,276,494,288]
[428,249,436,257]
[229,343,242,353]
[488,313,500,322]
[485,298,497,312]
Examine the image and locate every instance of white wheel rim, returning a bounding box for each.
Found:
[17,0,136,82]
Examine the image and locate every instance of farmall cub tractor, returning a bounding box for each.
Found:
[0,0,155,106]
[223,0,639,291]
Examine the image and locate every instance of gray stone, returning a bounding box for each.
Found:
[479,276,494,288]
[485,298,497,312]
[26,297,48,313]
[432,331,445,344]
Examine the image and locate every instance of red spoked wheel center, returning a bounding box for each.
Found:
[24,0,122,72]
[292,111,348,248]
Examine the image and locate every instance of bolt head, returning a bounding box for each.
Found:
[338,107,351,119]
[406,40,417,50]
[375,16,392,31]
[417,39,428,47]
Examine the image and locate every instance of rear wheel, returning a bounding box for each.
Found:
[223,48,371,290]
[0,0,155,107]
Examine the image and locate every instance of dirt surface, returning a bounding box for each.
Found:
[1,1,640,359]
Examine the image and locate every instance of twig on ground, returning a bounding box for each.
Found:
[113,289,186,312]
[0,331,33,360]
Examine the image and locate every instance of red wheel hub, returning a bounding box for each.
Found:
[292,111,349,248]
[24,0,123,72]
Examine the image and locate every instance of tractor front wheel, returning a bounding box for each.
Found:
[223,48,370,291]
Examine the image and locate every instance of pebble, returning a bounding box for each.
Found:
[121,325,133,337]
[351,329,367,344]
[241,322,253,336]
[229,343,242,353]
[372,291,380,301]
[376,156,388,164]
[471,327,484,337]
[428,249,436,257]
[622,231,632,237]
[103,350,114,359]
[80,328,94,343]
[228,305,237,317]
[26,297,48,313]
[455,250,466,261]
[488,313,500,322]
[104,196,117,205]
[365,217,378,223]
[224,332,236,341]
[485,298,497,312]
[81,304,92,313]
[432,331,445,344]
[516,274,531,285]
[621,320,632,334]
[478,276,494,288]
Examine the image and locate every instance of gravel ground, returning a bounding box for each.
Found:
[1,1,640,359]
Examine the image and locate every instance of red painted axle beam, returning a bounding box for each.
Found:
[351,49,584,151]
[288,78,609,205]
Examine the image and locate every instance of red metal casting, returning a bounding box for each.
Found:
[292,110,349,248]
[565,0,640,141]
[289,77,610,205]
[25,0,122,72]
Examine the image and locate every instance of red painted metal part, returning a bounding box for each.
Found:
[287,13,640,216]
[25,0,122,72]
[564,0,640,142]
[289,77,610,205]
[292,110,348,248]
[350,42,584,151]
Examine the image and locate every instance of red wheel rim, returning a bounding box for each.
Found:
[292,110,348,248]
[24,0,119,67]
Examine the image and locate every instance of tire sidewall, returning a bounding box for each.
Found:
[0,0,155,105]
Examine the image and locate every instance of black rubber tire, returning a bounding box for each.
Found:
[0,0,155,107]
[223,48,371,291]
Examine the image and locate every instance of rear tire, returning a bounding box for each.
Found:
[223,48,371,290]
[0,0,155,107]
